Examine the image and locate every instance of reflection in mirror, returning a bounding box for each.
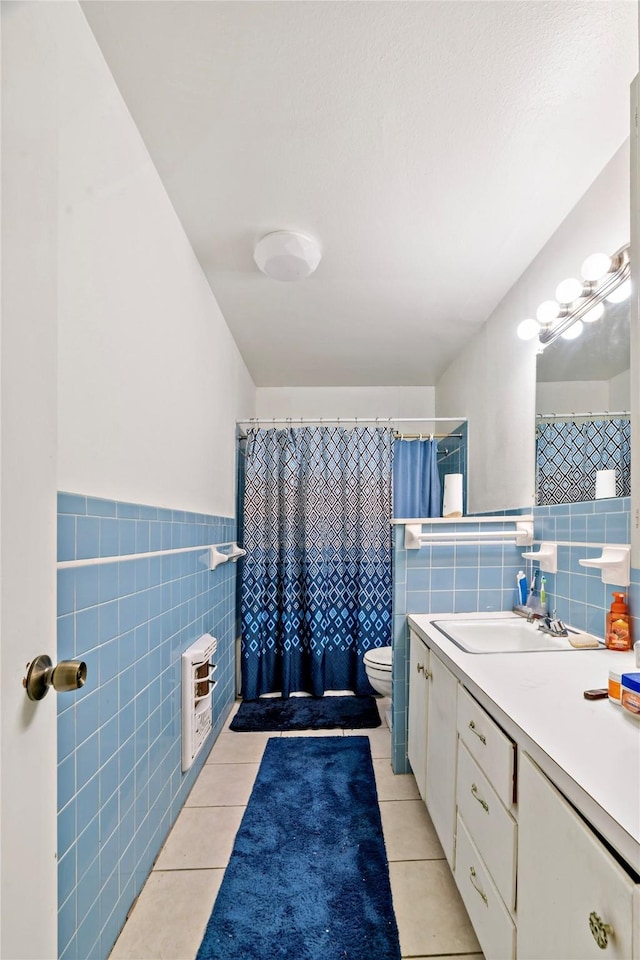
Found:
[535,296,630,505]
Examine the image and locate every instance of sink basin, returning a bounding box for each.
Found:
[432,616,604,654]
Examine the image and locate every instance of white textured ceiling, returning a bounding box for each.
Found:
[81,1,637,387]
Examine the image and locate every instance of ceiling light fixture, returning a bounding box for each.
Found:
[253,230,321,281]
[516,243,630,345]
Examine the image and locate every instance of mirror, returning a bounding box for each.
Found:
[535,296,630,504]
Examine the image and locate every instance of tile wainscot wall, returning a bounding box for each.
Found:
[56,494,237,960]
[391,498,636,773]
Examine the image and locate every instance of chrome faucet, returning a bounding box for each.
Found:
[537,611,568,638]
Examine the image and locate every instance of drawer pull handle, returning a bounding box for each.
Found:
[417,663,424,674]
[589,911,614,949]
[468,720,487,745]
[424,669,432,680]
[469,867,488,906]
[471,783,489,813]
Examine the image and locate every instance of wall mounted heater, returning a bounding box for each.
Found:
[182,633,218,772]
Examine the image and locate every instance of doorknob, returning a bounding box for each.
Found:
[23,655,87,701]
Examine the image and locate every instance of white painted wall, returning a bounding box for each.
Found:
[535,380,610,416]
[535,374,630,415]
[437,141,630,513]
[256,386,436,421]
[609,368,631,410]
[57,4,255,519]
[1,4,59,956]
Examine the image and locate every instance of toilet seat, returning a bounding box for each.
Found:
[363,646,392,670]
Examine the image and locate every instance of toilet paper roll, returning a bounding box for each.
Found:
[443,473,463,518]
[595,469,616,499]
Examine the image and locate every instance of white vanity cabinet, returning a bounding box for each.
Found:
[424,649,458,866]
[407,612,640,960]
[407,629,458,866]
[407,629,429,800]
[518,753,640,960]
[453,687,518,959]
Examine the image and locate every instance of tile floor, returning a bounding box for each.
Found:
[109,698,483,960]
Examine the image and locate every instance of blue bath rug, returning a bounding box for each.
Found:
[196,736,400,960]
[229,694,381,732]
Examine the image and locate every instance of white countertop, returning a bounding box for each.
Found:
[407,611,640,875]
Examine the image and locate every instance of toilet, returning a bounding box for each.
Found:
[363,645,393,698]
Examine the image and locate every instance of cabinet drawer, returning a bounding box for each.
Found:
[457,686,515,808]
[454,813,516,960]
[456,741,517,912]
[518,754,636,960]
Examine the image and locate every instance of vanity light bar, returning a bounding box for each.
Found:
[539,250,629,345]
[518,244,630,346]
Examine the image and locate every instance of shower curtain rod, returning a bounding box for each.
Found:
[237,416,467,428]
[536,411,630,420]
[394,432,462,440]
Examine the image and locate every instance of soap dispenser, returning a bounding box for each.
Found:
[606,592,632,651]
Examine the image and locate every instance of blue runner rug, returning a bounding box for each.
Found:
[229,694,382,732]
[196,736,401,960]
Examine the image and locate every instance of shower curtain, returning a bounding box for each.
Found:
[240,426,393,700]
[393,437,441,517]
[536,418,631,504]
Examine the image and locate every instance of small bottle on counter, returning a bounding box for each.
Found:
[635,640,640,668]
[608,669,622,705]
[605,592,632,651]
[620,673,640,718]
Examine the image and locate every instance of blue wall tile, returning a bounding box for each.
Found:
[87,497,117,518]
[57,494,237,960]
[58,515,76,562]
[59,493,87,515]
[77,517,100,561]
[391,499,633,774]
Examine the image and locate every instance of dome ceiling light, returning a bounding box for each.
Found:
[516,244,630,345]
[253,231,321,281]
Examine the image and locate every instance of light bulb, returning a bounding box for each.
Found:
[581,252,612,282]
[517,318,540,341]
[536,300,560,326]
[561,320,583,340]
[555,277,583,304]
[605,278,631,303]
[582,303,604,323]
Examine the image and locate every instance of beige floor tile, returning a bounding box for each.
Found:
[280,728,345,737]
[185,762,259,807]
[407,955,484,959]
[380,800,445,861]
[206,730,274,764]
[109,869,223,960]
[154,806,245,871]
[389,860,481,958]
[222,700,241,730]
[344,725,391,758]
[375,696,392,718]
[373,758,420,801]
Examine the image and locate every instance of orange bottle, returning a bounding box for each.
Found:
[606,592,632,651]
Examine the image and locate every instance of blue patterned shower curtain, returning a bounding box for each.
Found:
[536,418,631,504]
[240,427,393,700]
